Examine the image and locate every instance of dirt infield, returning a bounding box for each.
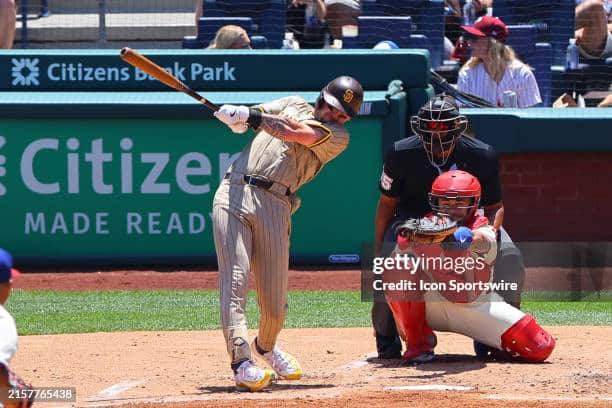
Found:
[11,327,611,408]
[10,270,612,407]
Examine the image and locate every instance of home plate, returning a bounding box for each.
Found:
[385,385,473,391]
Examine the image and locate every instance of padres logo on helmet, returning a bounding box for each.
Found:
[343,89,354,103]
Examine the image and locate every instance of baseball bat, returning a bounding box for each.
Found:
[119,47,219,112]
[429,70,495,108]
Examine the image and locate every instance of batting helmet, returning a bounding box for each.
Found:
[429,170,481,222]
[317,76,364,118]
[410,95,468,166]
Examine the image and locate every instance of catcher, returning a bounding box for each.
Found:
[0,249,33,408]
[374,95,525,360]
[384,170,555,363]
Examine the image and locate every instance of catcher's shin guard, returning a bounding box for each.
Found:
[387,300,437,361]
[501,315,555,362]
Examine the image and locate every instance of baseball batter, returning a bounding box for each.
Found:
[384,171,555,364]
[211,76,363,391]
[0,249,33,408]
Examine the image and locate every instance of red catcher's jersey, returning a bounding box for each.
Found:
[418,214,494,303]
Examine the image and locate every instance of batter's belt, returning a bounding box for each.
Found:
[224,172,292,196]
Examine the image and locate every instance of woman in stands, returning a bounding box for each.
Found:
[207,25,252,49]
[457,16,542,108]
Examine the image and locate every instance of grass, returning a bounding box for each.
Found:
[5,290,611,335]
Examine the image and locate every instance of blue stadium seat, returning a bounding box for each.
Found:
[343,16,414,49]
[360,0,445,69]
[250,35,268,49]
[506,25,553,106]
[493,0,574,66]
[201,0,286,49]
[182,36,206,49]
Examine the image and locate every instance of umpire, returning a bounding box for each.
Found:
[373,95,524,358]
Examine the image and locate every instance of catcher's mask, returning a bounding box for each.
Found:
[410,95,468,167]
[429,170,481,222]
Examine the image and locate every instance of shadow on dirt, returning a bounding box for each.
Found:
[197,383,334,394]
[367,353,487,377]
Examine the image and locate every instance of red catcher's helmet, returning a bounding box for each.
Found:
[429,170,481,222]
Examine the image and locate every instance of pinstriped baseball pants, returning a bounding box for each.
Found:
[212,179,291,364]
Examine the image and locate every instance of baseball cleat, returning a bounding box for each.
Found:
[402,346,435,365]
[251,338,303,380]
[234,360,275,392]
[473,340,495,358]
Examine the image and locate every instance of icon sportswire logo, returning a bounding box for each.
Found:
[12,58,40,86]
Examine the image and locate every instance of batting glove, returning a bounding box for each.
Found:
[214,104,250,126]
[228,122,249,134]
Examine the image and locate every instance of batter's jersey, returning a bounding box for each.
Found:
[228,96,350,193]
[379,135,502,218]
[457,59,542,108]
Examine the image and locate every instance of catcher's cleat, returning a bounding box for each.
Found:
[402,347,435,365]
[234,360,274,392]
[473,340,495,358]
[251,338,303,380]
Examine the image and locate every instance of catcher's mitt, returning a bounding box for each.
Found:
[396,215,457,244]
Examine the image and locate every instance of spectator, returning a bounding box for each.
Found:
[447,0,492,63]
[445,0,491,44]
[287,0,327,48]
[207,25,252,49]
[0,0,15,49]
[457,16,542,107]
[599,93,612,106]
[575,0,612,59]
[325,0,360,41]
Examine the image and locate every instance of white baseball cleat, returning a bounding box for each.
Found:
[251,338,303,380]
[234,360,274,392]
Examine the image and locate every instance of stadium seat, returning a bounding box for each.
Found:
[506,25,553,106]
[343,16,414,49]
[360,0,445,69]
[533,43,553,107]
[201,0,286,49]
[493,0,574,66]
[250,35,268,49]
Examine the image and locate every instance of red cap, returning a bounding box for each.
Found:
[461,16,508,42]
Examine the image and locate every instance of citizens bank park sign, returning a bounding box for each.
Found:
[6,56,237,89]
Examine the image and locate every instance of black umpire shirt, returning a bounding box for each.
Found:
[379,135,502,219]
